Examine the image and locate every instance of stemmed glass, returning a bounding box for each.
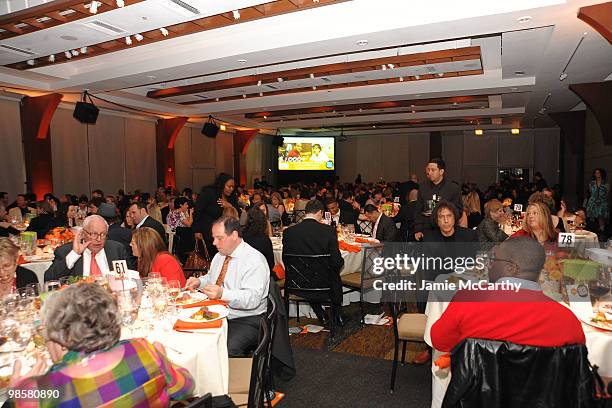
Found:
[115,289,139,338]
[167,280,181,303]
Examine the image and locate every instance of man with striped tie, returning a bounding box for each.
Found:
[186,216,269,356]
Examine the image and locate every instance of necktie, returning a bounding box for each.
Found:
[90,251,102,277]
[215,256,232,286]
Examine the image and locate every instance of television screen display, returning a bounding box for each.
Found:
[277,136,335,171]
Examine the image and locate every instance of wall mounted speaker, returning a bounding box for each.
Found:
[73,101,99,124]
[202,122,220,138]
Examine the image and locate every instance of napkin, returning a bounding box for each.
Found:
[339,241,360,253]
[173,319,223,331]
[355,237,371,244]
[273,264,285,280]
[179,299,228,309]
[434,354,451,369]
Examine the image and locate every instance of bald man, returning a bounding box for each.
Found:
[44,215,128,281]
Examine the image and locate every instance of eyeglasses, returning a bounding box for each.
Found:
[488,257,518,267]
[83,230,107,240]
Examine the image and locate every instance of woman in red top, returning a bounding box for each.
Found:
[511,202,558,245]
[130,227,185,286]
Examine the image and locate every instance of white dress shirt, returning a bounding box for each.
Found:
[65,248,110,277]
[136,215,149,229]
[198,240,269,319]
[371,213,383,239]
[331,210,341,226]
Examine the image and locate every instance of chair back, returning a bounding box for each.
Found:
[442,338,600,408]
[293,210,306,224]
[357,219,373,235]
[360,244,384,295]
[282,254,333,292]
[184,393,212,408]
[246,314,272,408]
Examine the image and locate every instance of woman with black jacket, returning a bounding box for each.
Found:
[242,207,275,275]
[192,173,239,255]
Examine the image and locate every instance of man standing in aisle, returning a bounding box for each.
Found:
[414,158,465,240]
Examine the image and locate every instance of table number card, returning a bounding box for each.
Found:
[513,204,523,212]
[566,284,593,318]
[393,197,400,203]
[112,260,128,276]
[558,232,576,248]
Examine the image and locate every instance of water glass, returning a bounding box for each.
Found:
[44,280,61,292]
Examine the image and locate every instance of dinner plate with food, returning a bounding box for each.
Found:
[171,291,208,306]
[178,304,229,323]
[579,311,612,331]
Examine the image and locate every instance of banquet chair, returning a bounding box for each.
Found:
[357,219,373,235]
[182,393,213,408]
[292,210,306,224]
[282,254,339,339]
[388,297,427,393]
[442,338,602,408]
[340,243,384,324]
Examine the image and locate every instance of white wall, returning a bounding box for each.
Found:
[245,134,274,188]
[335,133,430,183]
[0,98,25,200]
[584,108,611,186]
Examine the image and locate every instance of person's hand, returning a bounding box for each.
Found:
[9,353,48,388]
[202,284,223,300]
[72,229,91,255]
[217,198,231,208]
[414,232,424,241]
[185,277,201,290]
[194,232,203,240]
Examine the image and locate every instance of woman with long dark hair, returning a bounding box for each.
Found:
[586,168,609,233]
[192,173,239,255]
[242,207,275,273]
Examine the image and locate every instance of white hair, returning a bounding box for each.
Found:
[82,214,109,230]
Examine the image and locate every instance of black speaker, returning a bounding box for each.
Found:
[273,136,284,147]
[202,122,220,138]
[73,101,99,124]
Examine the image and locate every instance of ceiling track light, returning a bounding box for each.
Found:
[381,64,387,70]
[277,77,283,82]
[310,73,315,79]
[80,47,88,54]
[71,49,79,56]
[414,75,420,80]
[26,59,35,66]
[48,55,55,62]
[64,51,72,59]
[387,64,394,69]
[538,92,552,115]
[125,36,132,45]
[399,76,404,82]
[259,92,263,97]
[257,80,262,86]
[134,33,144,42]
[160,27,169,36]
[242,94,246,99]
[559,32,587,82]
[116,0,124,7]
[312,86,317,90]
[232,10,240,20]
[89,1,101,14]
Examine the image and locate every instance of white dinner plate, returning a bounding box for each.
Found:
[171,291,208,306]
[178,304,228,323]
[578,313,612,332]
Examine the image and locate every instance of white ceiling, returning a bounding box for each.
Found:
[0,0,611,134]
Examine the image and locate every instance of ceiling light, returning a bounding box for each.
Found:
[559,72,568,81]
[514,70,525,75]
[313,0,319,3]
[475,129,483,136]
[411,110,416,114]
[437,73,444,77]
[80,47,88,53]
[381,65,387,70]
[26,59,35,66]
[356,39,368,46]
[511,87,518,91]
[116,0,124,6]
[539,107,547,114]
[312,86,317,90]
[237,59,247,64]
[71,49,79,56]
[410,104,415,108]
[65,51,72,59]
[399,77,404,82]
[388,64,394,69]
[277,77,283,82]
[259,92,263,97]
[219,124,226,131]
[358,108,363,112]
[414,75,420,80]
[372,125,376,128]
[232,10,240,20]
[215,98,219,102]
[242,94,246,99]
[263,116,268,120]
[125,36,132,45]
[310,73,315,79]
[256,80,262,87]
[89,1,101,14]
[517,15,532,23]
[160,27,169,36]
[134,33,144,42]
[511,128,520,135]
[48,54,55,62]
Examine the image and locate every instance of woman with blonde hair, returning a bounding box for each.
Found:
[511,202,557,244]
[476,199,509,246]
[130,227,185,286]
[0,237,38,297]
[462,191,483,229]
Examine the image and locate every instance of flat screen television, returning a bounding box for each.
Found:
[277,136,335,171]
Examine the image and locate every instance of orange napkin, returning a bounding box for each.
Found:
[179,299,228,309]
[355,237,372,244]
[339,241,360,253]
[273,264,285,280]
[173,319,223,331]
[17,255,26,265]
[434,353,451,369]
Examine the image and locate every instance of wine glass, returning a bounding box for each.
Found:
[167,280,181,303]
[115,289,139,337]
[589,268,610,312]
[44,280,61,292]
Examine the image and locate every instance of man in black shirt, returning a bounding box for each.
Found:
[414,158,465,240]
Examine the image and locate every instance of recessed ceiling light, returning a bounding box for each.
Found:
[60,35,78,41]
[511,87,518,91]
[475,129,483,136]
[237,59,247,64]
[356,39,368,46]
[146,75,156,79]
[219,124,227,131]
[514,70,525,75]
[517,15,532,23]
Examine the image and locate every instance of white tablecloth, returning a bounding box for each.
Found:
[126,320,229,397]
[272,245,364,277]
[424,278,612,408]
[20,261,52,285]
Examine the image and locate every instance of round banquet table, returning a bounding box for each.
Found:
[123,319,229,397]
[424,273,612,408]
[20,260,52,285]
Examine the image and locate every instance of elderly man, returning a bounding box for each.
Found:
[128,201,167,245]
[44,215,128,281]
[186,216,269,356]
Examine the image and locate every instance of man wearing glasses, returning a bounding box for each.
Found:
[44,215,128,281]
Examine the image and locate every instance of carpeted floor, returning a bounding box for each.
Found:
[275,303,432,407]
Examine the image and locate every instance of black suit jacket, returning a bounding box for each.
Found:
[108,223,136,269]
[26,214,58,239]
[139,216,167,245]
[423,226,477,243]
[44,240,128,281]
[16,266,39,288]
[374,214,398,242]
[282,218,344,274]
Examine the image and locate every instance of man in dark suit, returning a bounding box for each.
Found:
[128,201,167,245]
[282,200,345,326]
[98,203,136,270]
[325,198,359,230]
[44,215,128,281]
[364,204,398,242]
